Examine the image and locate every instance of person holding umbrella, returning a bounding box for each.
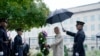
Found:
[63,21,86,56]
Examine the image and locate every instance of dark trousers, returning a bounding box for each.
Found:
[17,47,23,56]
[23,53,27,56]
[3,44,9,56]
[72,45,85,56]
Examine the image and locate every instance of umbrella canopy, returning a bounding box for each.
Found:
[46,9,73,24]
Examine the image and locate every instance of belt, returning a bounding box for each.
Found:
[17,45,23,47]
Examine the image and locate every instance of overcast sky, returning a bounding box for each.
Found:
[43,0,100,11]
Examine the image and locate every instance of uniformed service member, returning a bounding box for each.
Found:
[63,21,86,56]
[0,18,9,56]
[14,28,23,56]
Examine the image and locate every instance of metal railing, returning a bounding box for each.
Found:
[25,35,100,50]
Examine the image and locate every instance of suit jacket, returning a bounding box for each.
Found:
[66,29,85,52]
[51,34,64,56]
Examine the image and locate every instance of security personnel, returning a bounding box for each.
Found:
[14,28,23,56]
[0,18,9,56]
[63,21,86,56]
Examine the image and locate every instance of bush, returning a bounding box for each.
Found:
[64,45,68,56]
[36,52,43,56]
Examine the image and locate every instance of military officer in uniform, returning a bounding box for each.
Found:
[0,18,9,56]
[14,28,23,56]
[63,21,86,56]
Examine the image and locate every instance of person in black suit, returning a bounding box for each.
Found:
[63,21,86,56]
[14,28,23,56]
[0,18,9,56]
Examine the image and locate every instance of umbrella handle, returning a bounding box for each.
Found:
[58,14,64,29]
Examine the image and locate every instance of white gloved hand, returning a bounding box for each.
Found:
[0,51,3,55]
[75,52,79,56]
[15,53,18,56]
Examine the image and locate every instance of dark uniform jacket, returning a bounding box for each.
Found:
[14,35,23,53]
[0,26,9,51]
[66,29,85,52]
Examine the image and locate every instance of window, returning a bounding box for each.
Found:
[98,15,100,21]
[83,16,87,22]
[64,38,67,42]
[91,25,95,31]
[84,25,87,31]
[91,37,95,40]
[98,38,100,41]
[76,18,80,21]
[66,19,70,24]
[70,37,74,41]
[70,19,73,23]
[70,27,74,31]
[31,39,37,45]
[90,15,95,21]
[91,46,94,50]
[99,46,100,50]
[91,35,95,40]
[47,39,50,43]
[99,24,100,30]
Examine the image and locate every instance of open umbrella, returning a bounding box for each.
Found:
[46,9,73,28]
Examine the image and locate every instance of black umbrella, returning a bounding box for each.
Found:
[46,9,73,28]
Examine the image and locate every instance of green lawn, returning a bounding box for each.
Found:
[29,48,100,56]
[86,50,100,56]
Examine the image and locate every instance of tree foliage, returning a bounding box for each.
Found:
[0,0,49,31]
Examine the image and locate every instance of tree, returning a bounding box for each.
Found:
[0,0,49,31]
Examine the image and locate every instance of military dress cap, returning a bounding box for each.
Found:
[16,28,23,32]
[0,18,7,23]
[76,21,85,25]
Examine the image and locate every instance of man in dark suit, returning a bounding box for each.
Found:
[63,21,86,56]
[14,28,23,56]
[0,18,9,56]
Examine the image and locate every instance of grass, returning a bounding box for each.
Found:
[86,50,100,56]
[28,48,100,56]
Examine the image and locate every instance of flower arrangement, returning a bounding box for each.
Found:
[38,31,49,56]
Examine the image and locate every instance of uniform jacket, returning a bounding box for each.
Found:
[14,35,23,53]
[0,26,9,51]
[66,29,85,52]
